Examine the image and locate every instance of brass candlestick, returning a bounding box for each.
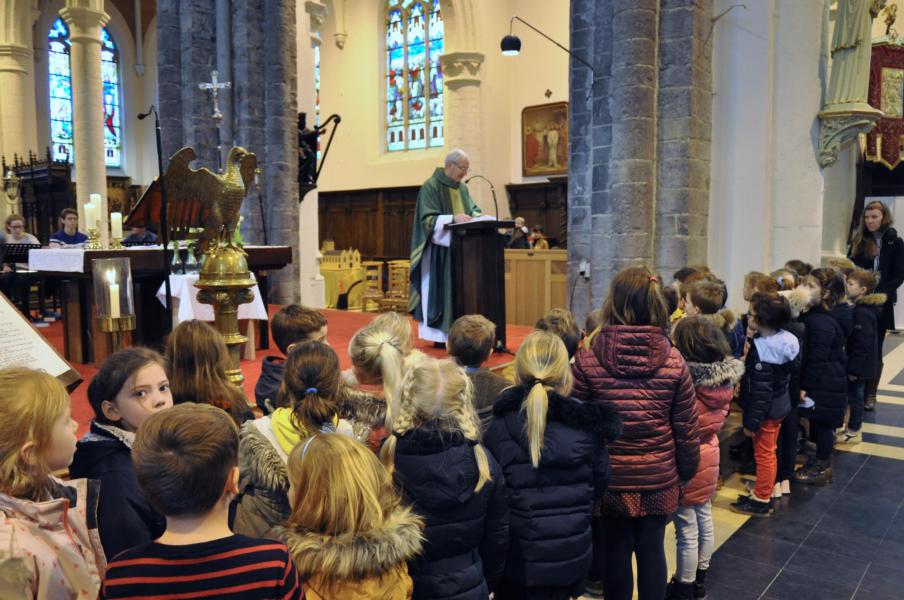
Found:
[96,314,136,353]
[86,226,102,249]
[111,236,123,249]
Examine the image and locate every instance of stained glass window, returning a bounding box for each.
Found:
[48,18,122,168]
[385,0,444,152]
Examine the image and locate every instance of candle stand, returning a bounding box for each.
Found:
[86,225,102,250]
[91,257,135,353]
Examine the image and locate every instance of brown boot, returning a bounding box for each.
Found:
[865,362,883,412]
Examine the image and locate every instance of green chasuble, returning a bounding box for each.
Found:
[409,167,482,334]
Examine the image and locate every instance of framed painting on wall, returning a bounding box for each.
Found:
[522,102,568,177]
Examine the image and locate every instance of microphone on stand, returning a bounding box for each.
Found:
[137,105,155,120]
[464,174,499,220]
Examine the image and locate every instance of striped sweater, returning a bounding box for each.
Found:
[101,534,302,599]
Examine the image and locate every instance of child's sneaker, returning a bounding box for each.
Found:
[730,495,773,517]
[839,428,862,444]
[694,568,708,599]
[780,479,791,495]
[772,483,783,498]
[664,577,694,600]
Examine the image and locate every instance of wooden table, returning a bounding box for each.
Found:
[31,246,292,365]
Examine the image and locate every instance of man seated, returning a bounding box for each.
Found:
[123,223,158,244]
[49,208,88,248]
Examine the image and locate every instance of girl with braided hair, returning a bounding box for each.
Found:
[484,331,621,600]
[380,357,509,600]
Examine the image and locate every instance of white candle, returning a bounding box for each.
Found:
[111,212,123,239]
[84,203,97,228]
[108,282,120,318]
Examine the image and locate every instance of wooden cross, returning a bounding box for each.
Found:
[198,70,231,123]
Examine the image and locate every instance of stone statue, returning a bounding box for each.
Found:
[883,3,898,36]
[825,0,886,109]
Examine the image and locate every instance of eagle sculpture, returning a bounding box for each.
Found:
[125,146,257,254]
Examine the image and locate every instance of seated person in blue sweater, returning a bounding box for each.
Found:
[254,304,328,413]
[123,223,158,244]
[49,207,88,248]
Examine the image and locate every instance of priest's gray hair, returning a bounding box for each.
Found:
[445,149,469,167]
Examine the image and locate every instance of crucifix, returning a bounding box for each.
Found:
[198,70,232,171]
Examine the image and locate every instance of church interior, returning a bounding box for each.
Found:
[5,0,904,599]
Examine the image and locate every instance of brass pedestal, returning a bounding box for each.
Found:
[96,314,136,354]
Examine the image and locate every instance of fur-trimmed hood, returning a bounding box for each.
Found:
[686,357,745,389]
[856,292,887,306]
[493,386,622,443]
[271,506,424,581]
[780,286,812,319]
[337,384,386,428]
[700,309,737,334]
[238,419,289,494]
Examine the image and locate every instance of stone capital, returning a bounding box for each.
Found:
[0,44,33,73]
[59,6,110,42]
[817,103,884,167]
[305,1,328,36]
[440,51,484,89]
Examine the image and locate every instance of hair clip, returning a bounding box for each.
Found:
[300,435,317,459]
[305,387,319,394]
[649,275,658,283]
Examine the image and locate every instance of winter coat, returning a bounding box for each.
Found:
[571,325,701,493]
[699,309,738,348]
[800,305,848,427]
[729,315,747,358]
[483,387,621,589]
[850,226,904,330]
[337,384,389,451]
[391,427,509,600]
[831,302,854,341]
[681,358,745,506]
[848,293,885,379]
[738,330,800,432]
[68,422,166,559]
[467,368,512,431]
[272,505,424,600]
[785,320,807,407]
[0,478,105,599]
[254,356,285,414]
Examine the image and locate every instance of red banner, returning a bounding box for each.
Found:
[866,43,904,169]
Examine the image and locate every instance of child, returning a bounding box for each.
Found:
[165,320,252,423]
[49,207,88,248]
[683,280,737,346]
[69,348,172,559]
[273,433,425,599]
[728,272,779,357]
[784,259,812,280]
[381,358,510,599]
[771,269,797,291]
[731,293,800,516]
[101,403,301,599]
[667,317,744,600]
[234,341,354,537]
[0,367,105,599]
[256,304,328,413]
[584,308,605,349]
[447,314,511,429]
[775,286,810,495]
[795,268,848,485]
[572,266,700,600]
[530,225,549,249]
[484,331,621,600]
[840,269,884,444]
[535,308,582,359]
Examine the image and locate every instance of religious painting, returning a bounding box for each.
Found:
[867,43,904,170]
[522,102,568,177]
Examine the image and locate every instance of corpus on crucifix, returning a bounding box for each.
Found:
[198,70,232,171]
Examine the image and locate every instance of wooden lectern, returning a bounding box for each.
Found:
[446,220,515,350]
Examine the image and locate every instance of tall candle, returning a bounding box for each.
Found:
[83,203,97,228]
[111,212,123,239]
[108,282,120,318]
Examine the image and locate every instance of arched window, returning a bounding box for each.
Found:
[48,18,123,168]
[385,0,444,152]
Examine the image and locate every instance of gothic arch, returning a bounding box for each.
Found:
[438,0,478,53]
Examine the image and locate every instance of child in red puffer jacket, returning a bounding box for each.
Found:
[666,317,745,600]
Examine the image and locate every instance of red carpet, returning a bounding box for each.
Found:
[42,308,529,436]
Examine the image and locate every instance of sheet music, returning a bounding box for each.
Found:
[0,293,73,378]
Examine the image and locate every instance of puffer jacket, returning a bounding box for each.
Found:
[681,358,745,506]
[272,504,424,599]
[572,325,700,492]
[830,302,854,341]
[392,427,509,600]
[254,356,285,414]
[0,478,106,599]
[848,293,885,379]
[738,330,800,432]
[800,305,848,427]
[483,387,621,589]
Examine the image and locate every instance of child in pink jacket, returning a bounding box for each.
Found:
[667,317,745,600]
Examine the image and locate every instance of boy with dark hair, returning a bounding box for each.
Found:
[255,304,328,413]
[447,314,510,429]
[841,269,884,443]
[101,403,301,599]
[49,207,88,248]
[684,280,737,347]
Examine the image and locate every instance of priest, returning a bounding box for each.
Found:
[409,149,483,343]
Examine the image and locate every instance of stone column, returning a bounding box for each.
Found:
[61,2,110,237]
[441,52,485,207]
[0,1,39,172]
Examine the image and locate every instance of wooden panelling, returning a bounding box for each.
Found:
[504,249,569,326]
[319,187,419,260]
[505,178,568,248]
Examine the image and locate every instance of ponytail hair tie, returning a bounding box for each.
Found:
[530,378,545,388]
[305,387,319,394]
[649,275,658,283]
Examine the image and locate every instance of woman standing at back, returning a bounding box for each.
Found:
[572,266,701,600]
[848,200,904,410]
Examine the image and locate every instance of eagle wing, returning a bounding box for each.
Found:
[162,147,225,241]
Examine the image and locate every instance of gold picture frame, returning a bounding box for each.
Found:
[522,102,569,177]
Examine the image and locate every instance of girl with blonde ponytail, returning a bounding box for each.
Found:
[380,357,509,600]
[484,331,622,599]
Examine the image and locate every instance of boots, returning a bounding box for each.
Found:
[865,362,883,411]
[665,577,695,600]
[694,568,708,599]
[795,459,834,486]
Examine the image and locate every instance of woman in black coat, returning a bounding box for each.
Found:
[849,200,904,409]
[796,269,847,486]
[483,332,621,600]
